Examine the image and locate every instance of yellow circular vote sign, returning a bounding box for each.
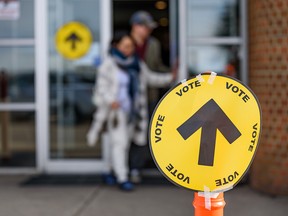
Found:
[55,21,92,60]
[149,73,261,192]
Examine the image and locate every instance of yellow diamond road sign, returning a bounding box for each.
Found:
[149,73,262,192]
[55,21,92,60]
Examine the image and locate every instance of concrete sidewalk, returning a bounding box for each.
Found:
[0,175,287,216]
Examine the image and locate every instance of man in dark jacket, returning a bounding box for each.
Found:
[129,11,171,183]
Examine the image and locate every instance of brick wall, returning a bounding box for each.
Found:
[249,0,288,195]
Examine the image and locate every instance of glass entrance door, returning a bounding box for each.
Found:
[45,0,111,173]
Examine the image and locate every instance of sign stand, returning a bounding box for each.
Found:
[193,192,225,216]
[149,72,262,216]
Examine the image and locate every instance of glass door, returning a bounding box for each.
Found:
[0,0,36,171]
[44,0,112,173]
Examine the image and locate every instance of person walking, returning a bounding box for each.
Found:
[87,32,175,190]
[130,11,169,72]
[87,32,138,191]
[129,11,175,182]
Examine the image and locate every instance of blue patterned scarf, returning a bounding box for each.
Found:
[110,47,140,103]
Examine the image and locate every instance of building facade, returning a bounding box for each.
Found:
[4,0,286,196]
[249,0,288,195]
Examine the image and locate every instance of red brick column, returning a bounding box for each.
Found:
[248,0,288,195]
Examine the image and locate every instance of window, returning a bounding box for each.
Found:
[186,0,244,80]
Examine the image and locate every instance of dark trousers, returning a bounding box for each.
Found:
[129,142,152,171]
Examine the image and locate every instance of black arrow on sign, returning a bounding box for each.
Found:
[65,32,82,50]
[177,99,241,166]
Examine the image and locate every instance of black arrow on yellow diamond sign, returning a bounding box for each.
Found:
[177,99,241,167]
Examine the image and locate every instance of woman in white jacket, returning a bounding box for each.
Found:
[87,32,174,191]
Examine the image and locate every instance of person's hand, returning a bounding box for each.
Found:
[111,101,120,109]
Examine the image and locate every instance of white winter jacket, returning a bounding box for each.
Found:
[92,56,173,146]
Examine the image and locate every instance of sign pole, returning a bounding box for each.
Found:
[193,192,225,216]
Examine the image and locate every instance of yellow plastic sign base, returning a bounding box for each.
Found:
[55,21,92,60]
[149,73,261,192]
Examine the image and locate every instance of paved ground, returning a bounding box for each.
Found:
[0,175,287,216]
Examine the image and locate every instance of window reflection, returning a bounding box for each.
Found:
[187,0,239,37]
[0,111,35,167]
[0,47,35,103]
[187,45,240,78]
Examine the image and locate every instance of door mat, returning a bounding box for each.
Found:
[21,174,172,186]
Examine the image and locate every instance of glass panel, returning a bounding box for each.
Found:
[49,72,101,159]
[0,0,34,38]
[0,111,35,167]
[187,45,240,78]
[48,0,101,159]
[187,0,239,37]
[0,47,35,103]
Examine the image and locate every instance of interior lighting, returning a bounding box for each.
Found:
[155,1,167,10]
